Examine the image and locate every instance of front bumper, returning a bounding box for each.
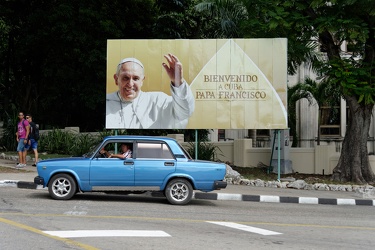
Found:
[213,180,227,190]
[34,176,45,186]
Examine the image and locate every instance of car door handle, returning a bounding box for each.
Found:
[124,162,134,165]
[164,162,175,166]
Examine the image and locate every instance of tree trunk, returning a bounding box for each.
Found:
[332,95,375,184]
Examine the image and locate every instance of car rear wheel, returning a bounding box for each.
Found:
[165,178,193,205]
[48,174,77,200]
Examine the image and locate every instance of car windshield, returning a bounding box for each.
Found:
[83,142,102,158]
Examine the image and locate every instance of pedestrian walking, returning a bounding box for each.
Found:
[15,112,30,168]
[25,114,39,166]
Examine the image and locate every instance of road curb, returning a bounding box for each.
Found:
[0,180,18,187]
[17,181,38,189]
[0,180,43,189]
[193,192,375,206]
[2,180,375,206]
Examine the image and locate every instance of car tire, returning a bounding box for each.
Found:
[165,178,193,205]
[48,174,77,200]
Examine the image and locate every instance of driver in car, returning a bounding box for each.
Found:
[100,143,132,159]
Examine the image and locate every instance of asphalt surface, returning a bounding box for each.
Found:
[0,157,374,206]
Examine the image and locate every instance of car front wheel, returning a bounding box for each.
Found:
[48,174,77,200]
[165,178,193,205]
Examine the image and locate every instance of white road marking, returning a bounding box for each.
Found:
[63,211,88,216]
[207,221,282,236]
[43,230,171,238]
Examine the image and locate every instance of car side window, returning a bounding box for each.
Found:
[136,142,174,159]
[98,141,133,159]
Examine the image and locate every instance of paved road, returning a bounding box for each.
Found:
[1,186,375,250]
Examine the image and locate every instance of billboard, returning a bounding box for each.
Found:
[106,39,287,129]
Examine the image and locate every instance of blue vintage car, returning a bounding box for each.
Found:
[34,136,227,205]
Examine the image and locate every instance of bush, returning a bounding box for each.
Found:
[36,128,133,156]
[186,141,222,161]
[2,125,212,158]
[38,129,99,156]
[0,110,19,151]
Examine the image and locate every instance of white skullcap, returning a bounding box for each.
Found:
[118,58,144,68]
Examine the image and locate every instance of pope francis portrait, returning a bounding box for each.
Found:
[106,54,195,129]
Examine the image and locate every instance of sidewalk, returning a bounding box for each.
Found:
[1,157,374,206]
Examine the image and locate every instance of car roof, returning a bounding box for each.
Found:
[103,135,178,143]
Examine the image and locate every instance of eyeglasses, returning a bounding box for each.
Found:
[26,117,30,119]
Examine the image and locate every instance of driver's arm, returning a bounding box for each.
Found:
[100,148,112,158]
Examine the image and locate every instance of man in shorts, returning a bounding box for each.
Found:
[15,112,30,168]
[25,114,39,166]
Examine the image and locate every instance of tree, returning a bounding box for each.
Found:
[195,0,248,38]
[287,77,340,147]
[153,0,204,38]
[304,78,341,145]
[196,0,375,183]
[324,60,375,183]
[0,0,210,147]
[279,0,375,184]
[292,1,373,184]
[287,81,313,147]
[0,0,157,131]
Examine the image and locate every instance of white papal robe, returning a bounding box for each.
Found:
[106,81,195,129]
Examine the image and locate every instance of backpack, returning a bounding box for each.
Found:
[32,123,40,141]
